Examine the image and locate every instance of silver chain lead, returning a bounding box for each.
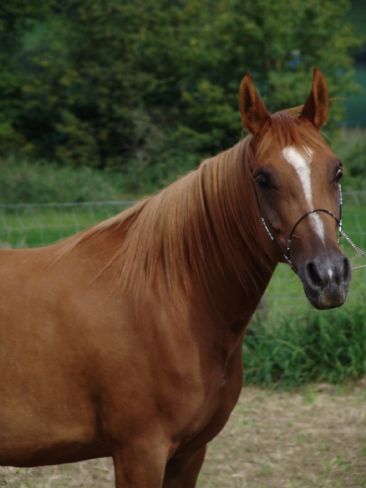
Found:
[340,230,366,270]
[259,183,366,271]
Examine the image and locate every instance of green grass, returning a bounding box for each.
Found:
[0,202,133,248]
[0,196,364,251]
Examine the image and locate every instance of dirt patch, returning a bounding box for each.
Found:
[1,382,366,487]
[199,382,366,488]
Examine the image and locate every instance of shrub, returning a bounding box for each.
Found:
[0,156,120,203]
[244,289,366,388]
[0,0,359,167]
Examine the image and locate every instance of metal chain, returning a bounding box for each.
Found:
[340,230,366,270]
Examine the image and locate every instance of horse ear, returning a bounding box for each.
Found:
[239,73,270,135]
[300,68,329,129]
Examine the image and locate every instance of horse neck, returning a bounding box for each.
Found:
[162,140,277,323]
[101,139,278,325]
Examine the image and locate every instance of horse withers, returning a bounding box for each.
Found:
[0,69,350,487]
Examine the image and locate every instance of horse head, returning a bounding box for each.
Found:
[239,68,350,309]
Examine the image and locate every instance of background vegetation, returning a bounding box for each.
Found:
[245,264,366,388]
[1,0,366,389]
[0,0,365,202]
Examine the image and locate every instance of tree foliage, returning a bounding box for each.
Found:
[0,0,360,169]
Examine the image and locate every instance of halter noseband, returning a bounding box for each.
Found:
[259,185,343,269]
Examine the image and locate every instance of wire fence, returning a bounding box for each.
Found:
[0,191,365,249]
[0,192,365,314]
[0,200,134,249]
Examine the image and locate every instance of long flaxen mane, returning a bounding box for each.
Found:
[56,111,327,302]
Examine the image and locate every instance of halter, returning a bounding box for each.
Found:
[259,185,343,269]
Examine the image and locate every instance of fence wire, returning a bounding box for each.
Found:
[0,200,134,249]
[0,191,365,248]
[0,192,365,313]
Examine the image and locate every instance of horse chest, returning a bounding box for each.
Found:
[173,318,245,429]
[167,343,243,458]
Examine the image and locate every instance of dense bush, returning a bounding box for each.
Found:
[0,151,201,203]
[244,291,366,388]
[333,129,366,189]
[0,156,121,203]
[0,0,360,170]
[0,125,363,203]
[345,140,366,180]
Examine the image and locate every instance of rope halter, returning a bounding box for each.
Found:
[259,185,343,269]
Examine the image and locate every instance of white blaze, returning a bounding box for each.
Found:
[282,145,325,243]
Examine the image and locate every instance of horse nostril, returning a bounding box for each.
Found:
[343,257,351,283]
[306,261,323,288]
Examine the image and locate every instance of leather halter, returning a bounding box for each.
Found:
[259,185,343,269]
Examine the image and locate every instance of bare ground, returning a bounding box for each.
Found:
[1,382,366,487]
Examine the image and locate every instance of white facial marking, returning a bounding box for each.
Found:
[282,145,325,243]
[328,268,333,280]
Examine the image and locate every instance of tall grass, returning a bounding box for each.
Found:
[0,153,199,204]
[244,274,366,389]
[0,156,122,203]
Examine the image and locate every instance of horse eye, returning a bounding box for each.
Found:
[255,172,273,190]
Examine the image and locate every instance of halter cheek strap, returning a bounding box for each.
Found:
[259,185,343,269]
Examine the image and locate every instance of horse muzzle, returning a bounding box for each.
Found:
[299,252,351,309]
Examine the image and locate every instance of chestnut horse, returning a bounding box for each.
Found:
[0,69,350,487]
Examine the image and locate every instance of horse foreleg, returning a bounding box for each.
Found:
[163,445,207,488]
[113,441,167,488]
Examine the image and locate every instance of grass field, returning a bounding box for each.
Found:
[1,382,366,487]
[0,191,365,249]
[0,201,133,248]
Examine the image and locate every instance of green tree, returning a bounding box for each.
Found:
[179,0,358,149]
[0,0,360,170]
[0,1,50,152]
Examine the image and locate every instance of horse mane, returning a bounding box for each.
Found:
[55,110,327,305]
[55,137,275,301]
